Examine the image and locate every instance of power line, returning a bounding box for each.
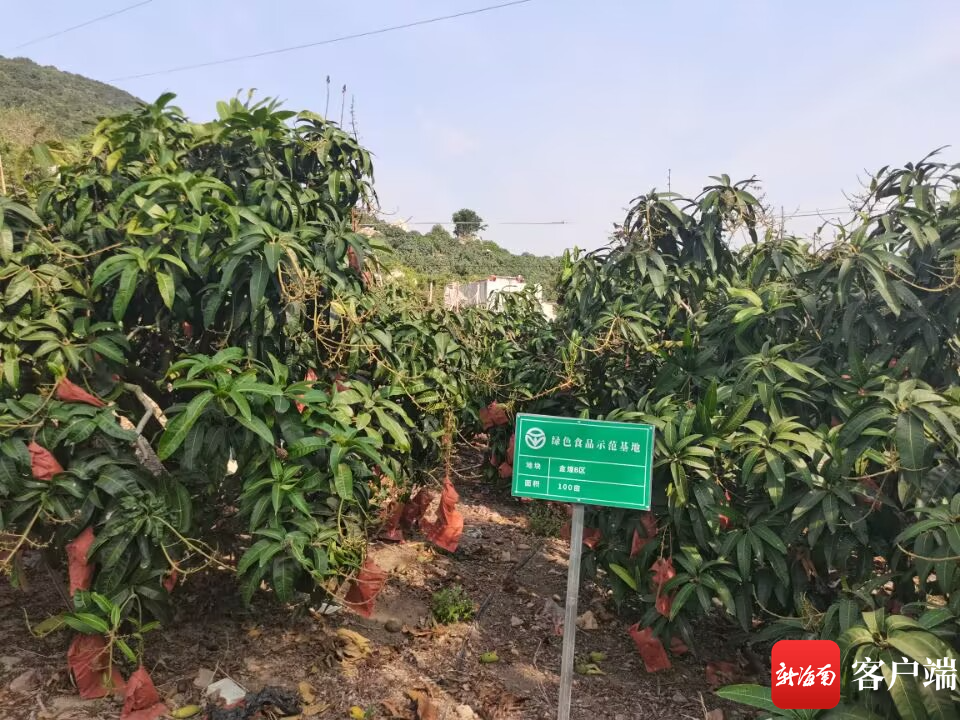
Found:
[783,207,854,218]
[13,0,153,51]
[363,220,570,227]
[363,208,857,230]
[110,0,535,82]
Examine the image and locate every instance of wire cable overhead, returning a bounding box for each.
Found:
[361,208,855,229]
[13,0,153,51]
[111,0,534,82]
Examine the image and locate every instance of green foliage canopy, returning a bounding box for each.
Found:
[0,93,536,636]
[480,161,960,718]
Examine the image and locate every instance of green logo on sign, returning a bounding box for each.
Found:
[524,427,546,450]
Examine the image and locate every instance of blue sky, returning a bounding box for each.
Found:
[6,1,960,254]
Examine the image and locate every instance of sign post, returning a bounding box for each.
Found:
[511,413,655,720]
[557,503,583,720]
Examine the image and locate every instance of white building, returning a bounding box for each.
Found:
[443,275,553,318]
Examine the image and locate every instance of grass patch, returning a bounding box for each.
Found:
[528,502,563,537]
[431,585,476,624]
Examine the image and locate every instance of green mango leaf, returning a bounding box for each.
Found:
[0,226,13,263]
[917,678,959,720]
[720,395,755,435]
[239,565,266,606]
[62,613,110,635]
[887,629,956,669]
[2,356,20,390]
[839,406,890,447]
[670,582,697,620]
[156,271,175,309]
[235,413,274,445]
[91,254,130,290]
[168,482,193,534]
[30,614,66,636]
[115,639,137,664]
[373,408,410,451]
[158,391,214,460]
[288,436,329,459]
[714,684,779,713]
[608,563,637,591]
[334,462,354,500]
[895,518,948,544]
[264,242,283,272]
[271,556,297,603]
[249,256,270,312]
[838,598,860,633]
[105,149,123,173]
[228,390,252,421]
[751,523,787,554]
[112,265,139,322]
[878,649,925,720]
[288,492,312,517]
[4,269,34,306]
[237,539,274,576]
[895,412,927,483]
[88,337,126,363]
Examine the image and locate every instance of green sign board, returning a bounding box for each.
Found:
[511,413,654,510]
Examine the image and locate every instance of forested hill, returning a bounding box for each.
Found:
[368,220,562,299]
[0,56,141,143]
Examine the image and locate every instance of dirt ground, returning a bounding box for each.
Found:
[0,447,756,720]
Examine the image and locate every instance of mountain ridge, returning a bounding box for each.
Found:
[0,56,141,143]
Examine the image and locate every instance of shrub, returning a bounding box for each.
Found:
[478,156,960,716]
[0,93,504,633]
[528,502,563,537]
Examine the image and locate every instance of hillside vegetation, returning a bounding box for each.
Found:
[369,219,561,299]
[0,56,141,141]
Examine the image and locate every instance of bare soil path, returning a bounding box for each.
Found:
[0,449,752,720]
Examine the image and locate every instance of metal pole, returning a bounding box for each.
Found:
[558,503,584,720]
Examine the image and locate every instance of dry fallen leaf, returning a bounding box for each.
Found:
[576,610,599,630]
[705,660,739,688]
[247,627,262,638]
[302,703,330,718]
[381,699,415,719]
[705,710,724,720]
[299,680,316,704]
[489,692,526,718]
[403,625,435,638]
[337,628,372,661]
[417,696,439,720]
[406,689,439,720]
